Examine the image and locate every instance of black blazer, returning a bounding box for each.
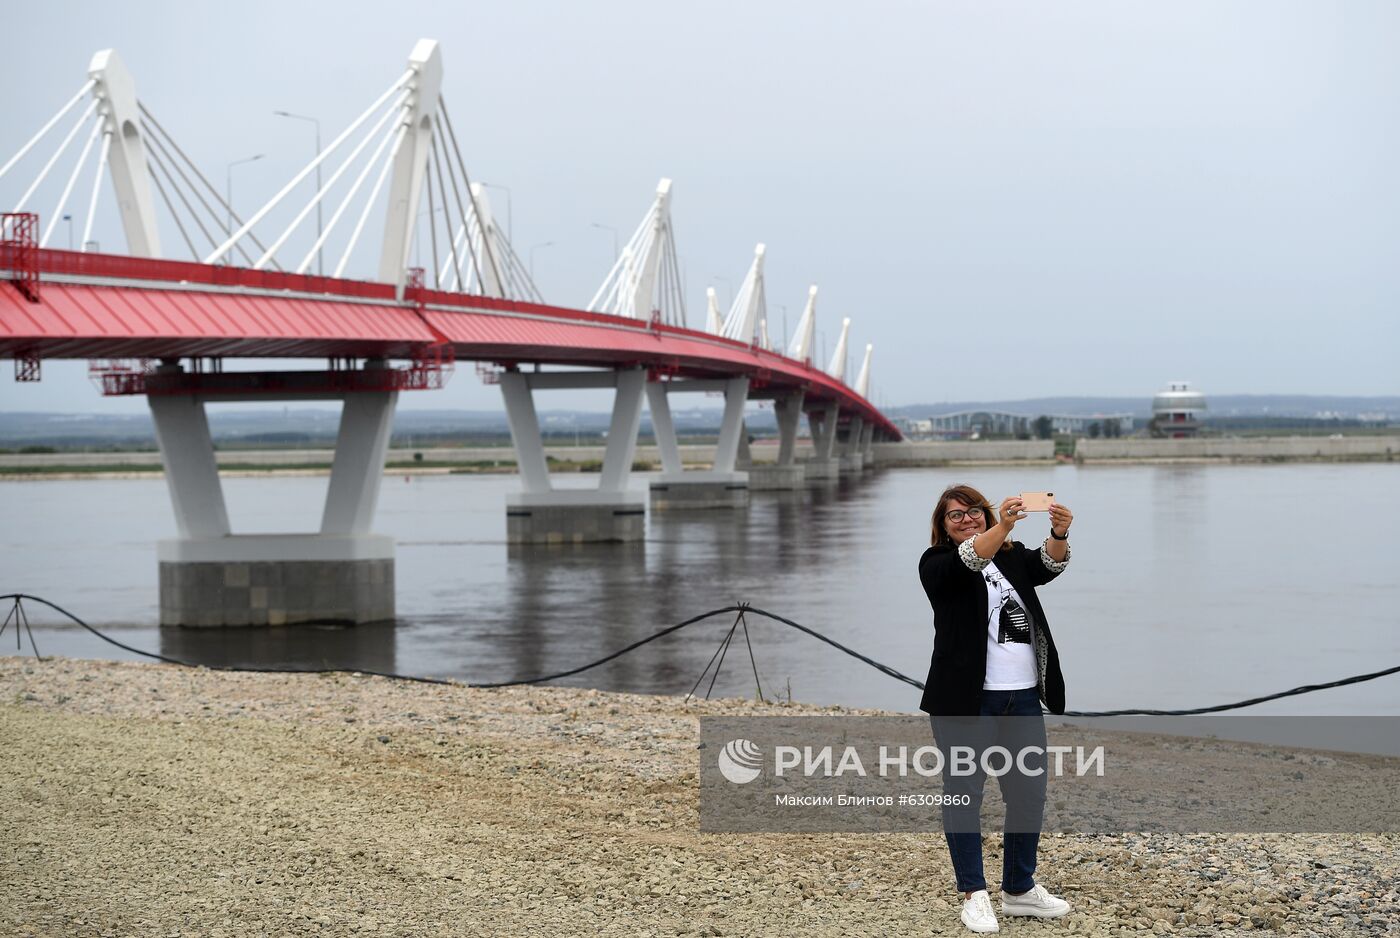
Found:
[918,541,1067,716]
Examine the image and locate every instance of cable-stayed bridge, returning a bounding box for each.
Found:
[1,39,900,627]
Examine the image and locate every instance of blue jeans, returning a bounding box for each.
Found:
[929,687,1048,895]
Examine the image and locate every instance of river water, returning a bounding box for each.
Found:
[3,462,1398,716]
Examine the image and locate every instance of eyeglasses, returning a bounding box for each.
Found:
[945,507,987,523]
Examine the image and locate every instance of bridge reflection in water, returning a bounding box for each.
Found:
[150,474,870,696]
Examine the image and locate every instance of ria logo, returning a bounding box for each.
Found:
[717,738,763,784]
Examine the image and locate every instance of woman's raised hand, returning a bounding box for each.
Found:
[1049,503,1073,538]
[999,496,1024,529]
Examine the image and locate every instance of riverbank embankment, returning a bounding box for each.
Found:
[0,435,1394,480]
[2,656,1395,936]
[0,441,1054,480]
[1073,435,1397,464]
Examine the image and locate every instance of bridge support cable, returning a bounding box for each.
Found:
[139,130,259,267]
[589,200,661,311]
[38,120,102,247]
[437,193,496,295]
[492,230,546,304]
[205,67,414,266]
[0,80,98,181]
[294,104,405,275]
[658,216,688,327]
[334,124,408,278]
[11,99,99,214]
[255,89,412,270]
[140,136,264,265]
[437,99,544,303]
[78,131,113,252]
[144,148,202,260]
[437,97,509,297]
[436,211,482,291]
[428,131,469,296]
[137,103,282,268]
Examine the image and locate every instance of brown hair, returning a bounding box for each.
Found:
[930,483,1011,551]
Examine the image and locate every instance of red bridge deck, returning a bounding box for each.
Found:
[1,248,900,437]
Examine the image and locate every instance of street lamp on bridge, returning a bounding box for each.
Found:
[529,240,555,280]
[224,153,264,264]
[273,110,323,275]
[590,222,618,262]
[478,181,513,242]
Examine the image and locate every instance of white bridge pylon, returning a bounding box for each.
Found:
[0,49,163,255]
[587,178,687,327]
[198,38,541,301]
[788,285,817,363]
[718,243,767,344]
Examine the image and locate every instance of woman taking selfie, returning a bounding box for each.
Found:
[917,483,1074,934]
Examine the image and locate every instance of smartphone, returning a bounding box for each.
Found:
[1019,491,1054,512]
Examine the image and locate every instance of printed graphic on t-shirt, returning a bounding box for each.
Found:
[985,568,1033,645]
[998,599,1033,644]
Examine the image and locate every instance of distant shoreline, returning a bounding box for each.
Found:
[1,453,1394,482]
[2,435,1395,481]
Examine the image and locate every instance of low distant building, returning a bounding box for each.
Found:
[916,410,1134,439]
[1049,414,1134,436]
[925,410,1031,439]
[1150,381,1207,438]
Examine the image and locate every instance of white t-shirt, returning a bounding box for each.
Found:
[981,560,1038,690]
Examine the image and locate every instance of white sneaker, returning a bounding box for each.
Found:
[960,889,1000,933]
[1001,883,1072,918]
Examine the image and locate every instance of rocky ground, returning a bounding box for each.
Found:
[1,656,1396,937]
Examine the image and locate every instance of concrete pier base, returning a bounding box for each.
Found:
[802,459,840,485]
[746,464,805,491]
[840,453,865,474]
[506,491,646,544]
[649,471,750,510]
[157,535,395,627]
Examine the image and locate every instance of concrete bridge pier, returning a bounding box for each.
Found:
[646,376,750,510]
[150,364,397,627]
[840,415,866,473]
[747,390,806,490]
[802,402,840,485]
[501,367,647,543]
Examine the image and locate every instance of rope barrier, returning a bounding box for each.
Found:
[2,593,1395,716]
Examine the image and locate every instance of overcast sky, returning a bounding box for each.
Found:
[3,0,1397,414]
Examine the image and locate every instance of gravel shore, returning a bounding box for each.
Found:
[2,657,1396,937]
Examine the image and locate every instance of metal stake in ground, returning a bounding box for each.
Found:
[0,596,44,660]
[685,605,765,703]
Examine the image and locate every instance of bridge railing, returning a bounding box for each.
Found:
[17,247,400,301]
